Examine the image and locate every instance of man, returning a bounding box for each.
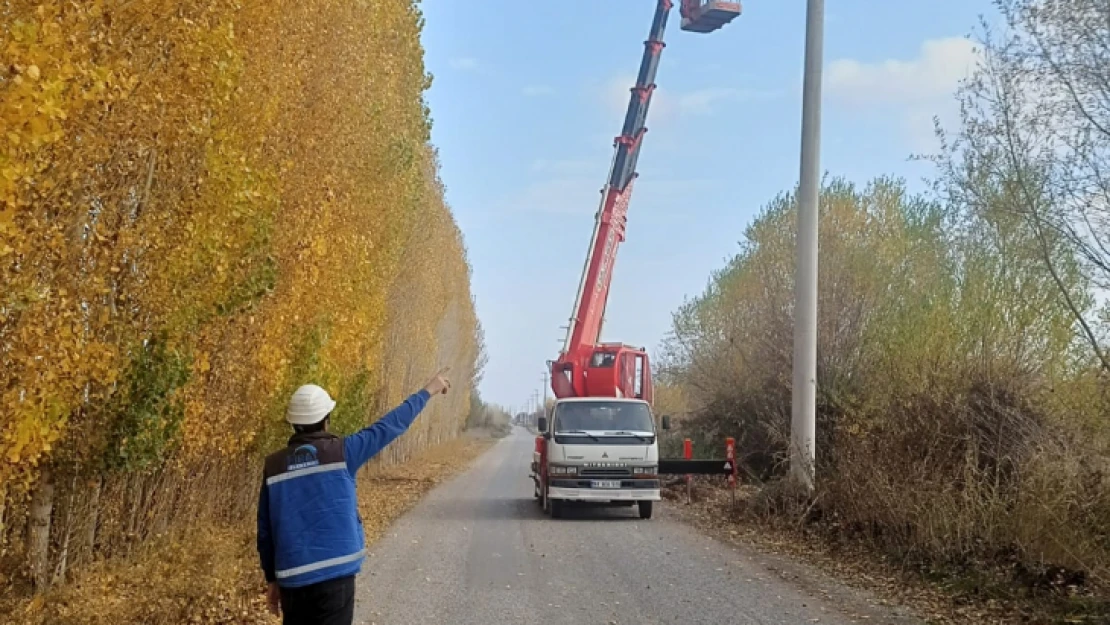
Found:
[257,367,452,624]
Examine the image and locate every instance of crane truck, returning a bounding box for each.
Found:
[531,0,741,519]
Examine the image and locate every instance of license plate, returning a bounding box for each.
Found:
[591,480,621,489]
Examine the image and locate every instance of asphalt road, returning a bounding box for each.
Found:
[353,427,919,625]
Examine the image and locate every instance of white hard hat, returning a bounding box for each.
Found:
[286,384,336,425]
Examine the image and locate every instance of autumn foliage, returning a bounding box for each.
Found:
[0,0,480,600]
[657,1,1110,612]
[645,4,1110,619]
[659,173,1110,607]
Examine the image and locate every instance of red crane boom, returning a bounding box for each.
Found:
[548,0,741,403]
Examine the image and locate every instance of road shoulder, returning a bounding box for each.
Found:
[357,435,501,546]
[663,480,1042,624]
[656,495,923,624]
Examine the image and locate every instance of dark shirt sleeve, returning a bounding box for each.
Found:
[256,477,276,583]
[344,390,431,474]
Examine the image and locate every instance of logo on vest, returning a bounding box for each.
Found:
[288,444,320,471]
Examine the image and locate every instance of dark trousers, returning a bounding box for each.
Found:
[279,575,356,625]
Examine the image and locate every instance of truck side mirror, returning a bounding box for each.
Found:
[537,416,548,433]
[661,415,671,430]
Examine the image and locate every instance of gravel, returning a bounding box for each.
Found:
[354,427,921,625]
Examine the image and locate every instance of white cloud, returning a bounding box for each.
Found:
[826,36,982,151]
[523,84,555,97]
[603,74,777,124]
[448,57,480,71]
[503,169,718,217]
[827,37,980,105]
[902,109,944,154]
[507,177,605,216]
[531,159,597,176]
[694,62,724,75]
[678,87,777,115]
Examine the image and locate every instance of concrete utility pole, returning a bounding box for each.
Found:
[791,0,824,491]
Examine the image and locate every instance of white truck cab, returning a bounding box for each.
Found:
[531,397,668,519]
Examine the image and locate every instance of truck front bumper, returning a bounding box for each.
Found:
[547,479,661,502]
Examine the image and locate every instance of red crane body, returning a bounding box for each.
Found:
[548,0,741,404]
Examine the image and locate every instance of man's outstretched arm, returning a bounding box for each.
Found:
[344,367,451,473]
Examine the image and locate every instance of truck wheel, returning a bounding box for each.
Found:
[637,501,653,519]
[550,497,564,519]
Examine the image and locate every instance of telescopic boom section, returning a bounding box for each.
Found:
[551,0,672,400]
[568,1,668,354]
[550,0,740,401]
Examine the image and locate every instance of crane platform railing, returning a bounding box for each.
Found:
[680,0,742,33]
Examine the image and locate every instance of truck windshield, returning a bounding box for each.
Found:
[554,401,654,433]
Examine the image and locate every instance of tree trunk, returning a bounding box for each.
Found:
[126,473,142,549]
[150,469,172,537]
[0,482,8,556]
[86,475,102,556]
[52,474,77,585]
[27,465,56,593]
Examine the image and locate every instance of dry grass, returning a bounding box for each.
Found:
[662,379,1110,625]
[666,476,1110,625]
[0,437,494,625]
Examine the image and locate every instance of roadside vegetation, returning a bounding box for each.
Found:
[465,390,513,438]
[2,437,495,625]
[0,0,487,620]
[657,1,1110,621]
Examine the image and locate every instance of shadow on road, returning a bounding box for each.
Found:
[427,495,654,522]
[545,502,650,522]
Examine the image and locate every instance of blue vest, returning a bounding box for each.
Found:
[257,390,430,587]
[261,432,364,587]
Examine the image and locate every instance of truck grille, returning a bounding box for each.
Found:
[579,467,632,478]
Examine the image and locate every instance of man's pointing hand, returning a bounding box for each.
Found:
[422,367,452,396]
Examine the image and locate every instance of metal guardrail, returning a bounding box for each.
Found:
[657,437,738,504]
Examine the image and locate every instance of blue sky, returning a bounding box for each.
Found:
[418,0,997,410]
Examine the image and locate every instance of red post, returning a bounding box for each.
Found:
[684,438,692,504]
